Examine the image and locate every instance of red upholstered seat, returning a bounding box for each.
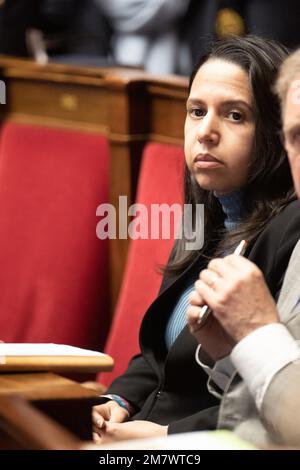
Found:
[0,122,110,350]
[99,142,184,387]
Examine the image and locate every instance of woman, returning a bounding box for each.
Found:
[93,35,300,443]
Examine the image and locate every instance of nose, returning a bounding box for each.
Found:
[196,112,220,146]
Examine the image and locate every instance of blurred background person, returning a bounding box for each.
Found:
[1,1,299,75]
[185,0,300,68]
[95,0,191,74]
[0,0,112,66]
[0,0,41,57]
[39,0,112,65]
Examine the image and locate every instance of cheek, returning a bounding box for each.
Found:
[184,129,193,168]
[231,131,255,171]
[184,141,191,167]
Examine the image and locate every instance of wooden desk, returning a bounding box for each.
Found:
[0,352,114,374]
[0,372,102,448]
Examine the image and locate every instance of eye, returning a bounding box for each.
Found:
[288,130,300,155]
[228,111,243,121]
[291,130,300,145]
[188,107,206,118]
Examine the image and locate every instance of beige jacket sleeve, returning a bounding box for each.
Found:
[262,358,300,446]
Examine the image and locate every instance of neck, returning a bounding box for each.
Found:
[215,190,246,231]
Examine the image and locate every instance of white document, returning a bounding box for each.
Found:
[0,343,105,357]
[83,430,257,450]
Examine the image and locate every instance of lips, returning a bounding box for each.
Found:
[193,153,224,170]
[194,153,222,163]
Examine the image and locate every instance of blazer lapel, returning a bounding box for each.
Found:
[140,253,206,370]
[277,240,300,323]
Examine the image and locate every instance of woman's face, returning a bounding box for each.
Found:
[184,59,255,195]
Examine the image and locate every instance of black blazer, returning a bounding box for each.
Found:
[108,200,300,434]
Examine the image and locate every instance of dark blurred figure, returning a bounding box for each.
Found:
[1,0,299,72]
[245,0,299,48]
[0,0,41,56]
[184,0,300,68]
[0,0,112,66]
[41,0,112,64]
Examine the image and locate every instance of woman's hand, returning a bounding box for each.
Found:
[95,420,168,444]
[92,400,129,443]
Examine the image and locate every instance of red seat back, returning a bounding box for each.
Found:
[99,142,184,386]
[0,122,110,350]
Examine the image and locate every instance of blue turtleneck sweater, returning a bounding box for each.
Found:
[217,190,246,232]
[165,190,246,350]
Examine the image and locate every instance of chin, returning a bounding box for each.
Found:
[195,175,226,193]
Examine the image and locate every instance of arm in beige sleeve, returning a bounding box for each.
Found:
[262,359,300,446]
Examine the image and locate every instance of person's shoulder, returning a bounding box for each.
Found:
[264,199,300,258]
[252,198,300,255]
[279,199,300,217]
[269,199,300,231]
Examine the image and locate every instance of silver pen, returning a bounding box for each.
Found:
[197,240,248,325]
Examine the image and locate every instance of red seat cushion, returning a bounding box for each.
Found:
[0,122,110,350]
[99,142,184,386]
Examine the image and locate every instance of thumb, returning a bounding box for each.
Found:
[187,305,202,324]
[109,403,129,423]
[92,409,106,429]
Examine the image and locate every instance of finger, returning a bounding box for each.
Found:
[189,289,204,306]
[186,305,202,324]
[225,254,258,273]
[93,420,106,433]
[195,279,219,311]
[186,305,203,333]
[103,422,131,443]
[224,255,264,284]
[93,432,102,444]
[92,410,105,429]
[207,258,237,279]
[103,421,119,438]
[92,424,101,435]
[110,405,129,423]
[199,269,221,288]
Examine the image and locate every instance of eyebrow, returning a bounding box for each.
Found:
[186,98,253,112]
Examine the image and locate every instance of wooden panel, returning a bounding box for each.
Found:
[147,81,188,143]
[109,141,146,306]
[0,372,101,442]
[0,372,100,401]
[0,395,80,450]
[149,93,186,143]
[6,79,108,133]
